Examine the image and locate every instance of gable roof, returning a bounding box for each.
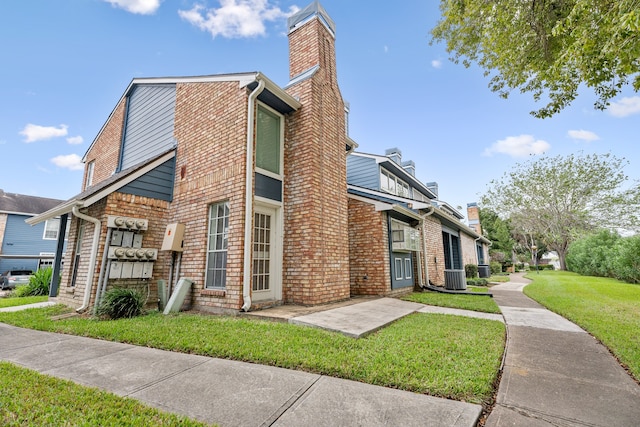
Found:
[26,149,176,226]
[0,190,65,216]
[83,72,301,162]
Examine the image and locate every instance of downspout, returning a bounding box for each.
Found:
[241,78,265,312]
[72,206,102,313]
[420,205,435,287]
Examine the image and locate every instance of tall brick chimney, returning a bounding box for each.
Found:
[282,2,350,305]
[467,203,482,234]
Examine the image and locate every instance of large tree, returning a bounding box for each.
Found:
[432,0,640,118]
[481,152,640,270]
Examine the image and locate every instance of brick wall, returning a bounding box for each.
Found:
[348,198,390,295]
[423,215,445,286]
[83,101,126,190]
[171,82,249,311]
[460,232,478,268]
[56,194,170,310]
[283,17,350,305]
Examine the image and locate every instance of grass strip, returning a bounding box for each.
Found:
[402,291,501,313]
[524,271,640,381]
[0,361,210,426]
[0,295,49,309]
[0,307,504,404]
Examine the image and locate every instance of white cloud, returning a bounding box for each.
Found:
[178,0,298,38]
[384,45,389,54]
[568,129,599,142]
[431,59,442,69]
[483,135,550,158]
[103,0,161,15]
[20,124,68,143]
[66,135,84,145]
[51,154,84,171]
[609,96,640,118]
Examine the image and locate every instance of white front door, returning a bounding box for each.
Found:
[252,204,281,302]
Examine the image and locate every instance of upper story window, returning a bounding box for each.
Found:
[85,160,95,190]
[380,168,410,198]
[256,104,283,178]
[43,218,70,240]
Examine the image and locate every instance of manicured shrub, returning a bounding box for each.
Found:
[465,264,478,279]
[467,278,489,286]
[96,288,145,319]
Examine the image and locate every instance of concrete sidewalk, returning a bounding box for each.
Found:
[486,273,640,427]
[0,298,487,427]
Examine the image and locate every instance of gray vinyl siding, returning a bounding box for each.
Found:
[346,156,379,190]
[0,214,59,272]
[120,84,176,171]
[119,158,176,202]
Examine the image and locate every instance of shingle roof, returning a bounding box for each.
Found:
[0,190,65,215]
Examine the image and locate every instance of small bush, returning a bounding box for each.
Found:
[13,268,53,297]
[96,288,145,319]
[466,278,488,286]
[465,264,478,279]
[489,262,502,275]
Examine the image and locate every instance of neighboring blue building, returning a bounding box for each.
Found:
[0,190,68,273]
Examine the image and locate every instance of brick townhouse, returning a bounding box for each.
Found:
[30,1,489,314]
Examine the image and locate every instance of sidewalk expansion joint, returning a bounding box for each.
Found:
[124,359,211,396]
[259,375,322,427]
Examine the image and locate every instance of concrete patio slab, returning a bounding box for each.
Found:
[289,297,424,338]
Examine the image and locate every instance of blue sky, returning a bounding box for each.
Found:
[1,0,639,221]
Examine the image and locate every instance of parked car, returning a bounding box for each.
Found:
[0,269,34,290]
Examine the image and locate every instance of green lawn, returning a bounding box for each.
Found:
[402,291,501,314]
[0,295,48,309]
[0,306,505,404]
[0,362,209,426]
[488,275,510,283]
[524,271,640,381]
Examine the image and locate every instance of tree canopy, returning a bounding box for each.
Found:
[431,0,640,118]
[480,152,640,269]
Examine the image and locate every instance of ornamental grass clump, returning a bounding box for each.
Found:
[96,288,145,319]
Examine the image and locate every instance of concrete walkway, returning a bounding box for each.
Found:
[0,298,490,427]
[486,273,640,427]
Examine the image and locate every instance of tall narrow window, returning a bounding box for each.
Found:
[85,161,95,189]
[255,105,282,176]
[205,202,230,289]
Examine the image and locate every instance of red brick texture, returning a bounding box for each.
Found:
[461,233,479,267]
[348,198,390,295]
[283,17,350,305]
[423,215,445,286]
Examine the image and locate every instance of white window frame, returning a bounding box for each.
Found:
[255,103,284,181]
[380,168,411,198]
[395,258,403,280]
[43,219,60,240]
[85,160,95,189]
[205,201,230,290]
[405,258,412,279]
